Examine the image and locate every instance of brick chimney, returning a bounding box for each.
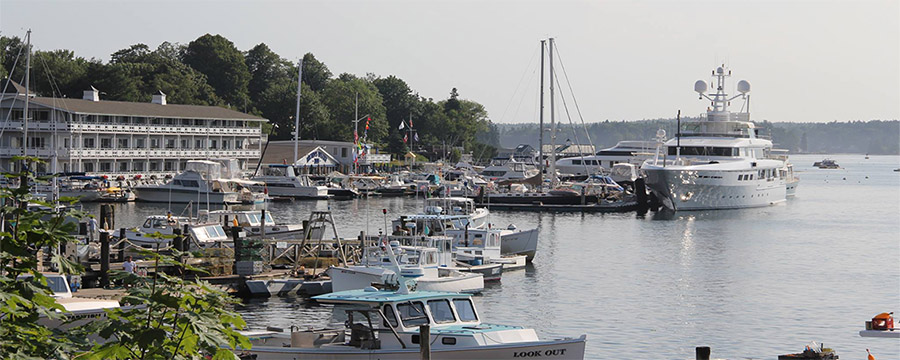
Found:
[151,90,166,105]
[83,86,99,101]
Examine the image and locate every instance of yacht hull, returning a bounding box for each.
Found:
[643,167,787,211]
[132,187,238,204]
[243,335,586,360]
[251,184,329,199]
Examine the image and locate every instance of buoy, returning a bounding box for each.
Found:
[867,348,875,360]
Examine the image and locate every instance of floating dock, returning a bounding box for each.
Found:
[478,200,642,213]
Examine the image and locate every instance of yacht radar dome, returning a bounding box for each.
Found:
[716,66,725,74]
[694,80,708,95]
[737,80,751,94]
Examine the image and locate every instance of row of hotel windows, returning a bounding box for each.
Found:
[79,137,247,150]
[79,160,243,173]
[6,110,254,127]
[9,137,249,150]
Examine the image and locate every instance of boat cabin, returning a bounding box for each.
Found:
[250,289,536,351]
[423,197,477,216]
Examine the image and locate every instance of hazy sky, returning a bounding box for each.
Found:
[1,0,897,124]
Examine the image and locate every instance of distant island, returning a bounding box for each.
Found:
[497,119,900,155]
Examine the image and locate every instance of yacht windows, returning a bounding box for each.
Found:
[397,301,429,327]
[382,305,398,328]
[572,160,582,165]
[667,146,738,157]
[427,300,456,324]
[453,299,478,321]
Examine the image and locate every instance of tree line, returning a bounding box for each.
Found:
[0,34,500,161]
[497,119,900,155]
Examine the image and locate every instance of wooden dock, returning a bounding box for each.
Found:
[479,200,642,213]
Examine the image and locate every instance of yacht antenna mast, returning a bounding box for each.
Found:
[676,110,681,160]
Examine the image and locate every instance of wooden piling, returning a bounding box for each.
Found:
[117,228,126,261]
[173,228,183,252]
[696,346,710,360]
[99,231,110,288]
[419,324,431,360]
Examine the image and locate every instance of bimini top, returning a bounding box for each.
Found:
[313,289,466,305]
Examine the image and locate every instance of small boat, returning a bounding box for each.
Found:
[19,274,120,331]
[124,215,229,248]
[201,209,324,240]
[251,164,330,199]
[860,312,898,338]
[240,288,587,359]
[813,159,840,169]
[327,239,484,294]
[378,174,415,196]
[449,228,528,271]
[133,160,263,204]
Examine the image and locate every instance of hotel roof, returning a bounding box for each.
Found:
[1,94,266,121]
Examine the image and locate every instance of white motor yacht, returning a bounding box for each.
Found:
[133,160,262,204]
[641,65,799,211]
[251,164,329,199]
[480,157,539,181]
[555,140,660,176]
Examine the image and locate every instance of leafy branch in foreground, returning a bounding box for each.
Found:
[0,157,87,359]
[80,248,250,360]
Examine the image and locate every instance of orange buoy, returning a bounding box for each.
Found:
[866,348,875,360]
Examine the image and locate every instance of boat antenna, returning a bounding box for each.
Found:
[675,110,681,161]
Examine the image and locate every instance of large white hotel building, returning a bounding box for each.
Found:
[0,82,266,177]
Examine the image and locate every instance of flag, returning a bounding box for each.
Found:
[399,121,405,130]
[414,132,419,142]
[403,134,408,143]
[354,129,358,143]
[409,119,413,128]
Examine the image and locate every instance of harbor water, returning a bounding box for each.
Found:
[86,154,900,359]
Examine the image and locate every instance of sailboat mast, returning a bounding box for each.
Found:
[293,58,303,165]
[548,37,557,187]
[22,30,31,165]
[538,39,545,174]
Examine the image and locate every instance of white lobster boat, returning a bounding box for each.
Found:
[240,288,586,359]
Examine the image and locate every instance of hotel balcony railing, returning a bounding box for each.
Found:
[0,147,259,159]
[1,121,261,136]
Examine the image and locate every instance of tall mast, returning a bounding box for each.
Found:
[538,39,545,174]
[22,30,31,165]
[353,92,359,174]
[293,58,303,165]
[548,37,557,187]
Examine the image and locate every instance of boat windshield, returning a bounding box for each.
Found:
[396,301,429,327]
[427,299,456,324]
[453,298,478,321]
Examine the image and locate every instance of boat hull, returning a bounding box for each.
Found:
[500,228,539,261]
[243,335,586,360]
[643,167,787,211]
[416,271,484,294]
[326,266,397,293]
[132,187,238,204]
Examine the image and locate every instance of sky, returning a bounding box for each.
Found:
[1,0,897,124]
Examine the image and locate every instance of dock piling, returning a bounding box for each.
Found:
[117,228,126,261]
[696,346,710,360]
[99,231,110,288]
[419,324,431,360]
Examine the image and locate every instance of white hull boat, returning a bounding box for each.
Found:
[240,288,586,359]
[499,227,540,261]
[641,65,798,211]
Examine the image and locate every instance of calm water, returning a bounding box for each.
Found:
[86,154,900,359]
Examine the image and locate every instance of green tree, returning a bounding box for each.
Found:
[0,35,25,81]
[81,249,249,359]
[0,157,87,358]
[301,53,331,92]
[320,73,387,143]
[373,75,416,154]
[183,34,251,109]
